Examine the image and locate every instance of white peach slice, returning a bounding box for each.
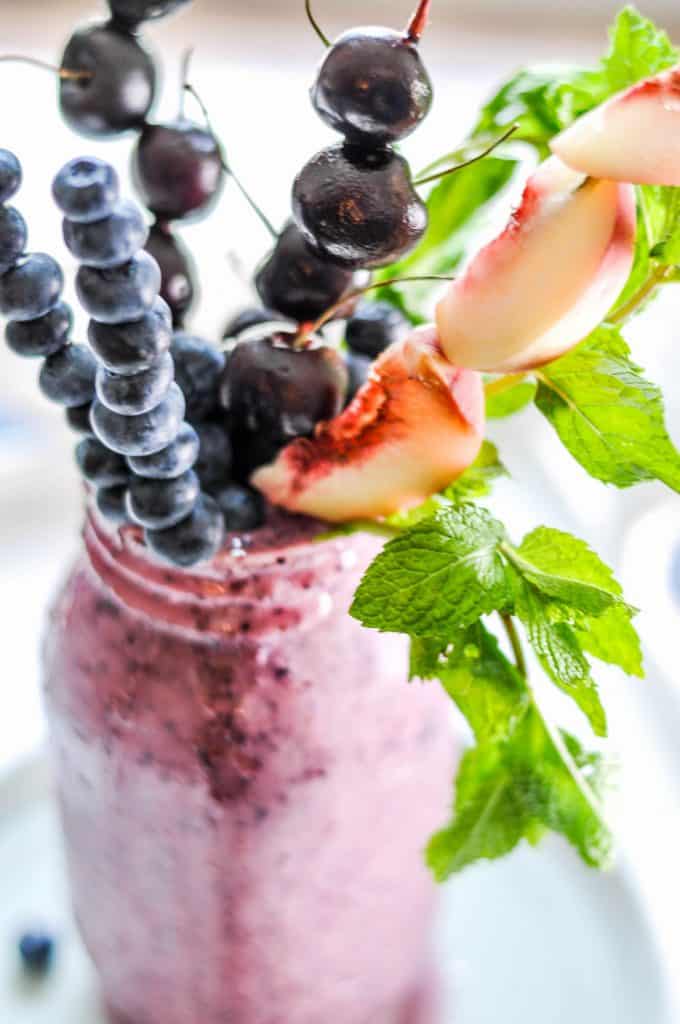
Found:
[552,66,680,185]
[435,156,636,373]
[252,326,484,522]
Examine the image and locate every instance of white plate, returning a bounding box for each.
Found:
[0,756,674,1024]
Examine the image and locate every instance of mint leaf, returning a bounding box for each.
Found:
[486,378,537,419]
[512,575,608,737]
[600,6,678,91]
[426,627,613,878]
[535,325,680,492]
[350,505,509,638]
[576,604,644,678]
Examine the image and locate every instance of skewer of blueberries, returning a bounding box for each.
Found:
[0,147,266,567]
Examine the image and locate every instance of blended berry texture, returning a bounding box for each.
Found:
[43,508,455,1024]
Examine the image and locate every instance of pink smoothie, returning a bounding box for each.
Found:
[43,507,454,1024]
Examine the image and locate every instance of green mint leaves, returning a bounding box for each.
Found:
[351,505,641,876]
[535,326,680,492]
[420,624,613,878]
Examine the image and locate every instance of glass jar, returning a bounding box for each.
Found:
[42,508,454,1024]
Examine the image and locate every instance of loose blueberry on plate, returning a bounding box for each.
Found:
[76,436,130,486]
[76,250,161,324]
[59,23,156,138]
[127,421,199,479]
[145,493,225,567]
[346,300,408,357]
[63,200,148,269]
[292,143,428,269]
[0,253,63,321]
[39,344,97,408]
[91,382,185,456]
[18,931,55,975]
[52,158,119,224]
[254,221,355,322]
[5,302,73,359]
[95,351,174,415]
[171,332,225,423]
[88,297,172,374]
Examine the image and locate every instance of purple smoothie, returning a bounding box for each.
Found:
[43,505,454,1024]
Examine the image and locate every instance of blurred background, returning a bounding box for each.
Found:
[1,1,680,1021]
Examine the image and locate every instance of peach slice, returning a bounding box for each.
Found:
[552,66,680,185]
[435,156,636,374]
[252,326,484,522]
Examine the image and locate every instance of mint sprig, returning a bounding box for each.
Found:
[351,503,641,874]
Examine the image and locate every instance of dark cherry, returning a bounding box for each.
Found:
[59,23,156,139]
[133,120,225,222]
[220,337,348,477]
[108,0,192,28]
[292,143,427,269]
[144,223,196,327]
[346,300,408,357]
[311,28,433,145]
[255,221,355,323]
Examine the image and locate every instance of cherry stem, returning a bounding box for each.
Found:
[405,0,433,43]
[295,273,455,347]
[305,0,330,47]
[182,82,278,240]
[179,48,194,119]
[0,54,92,81]
[414,124,519,187]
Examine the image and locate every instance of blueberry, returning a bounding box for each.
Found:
[39,344,97,408]
[52,158,119,224]
[0,150,22,204]
[0,206,27,273]
[6,302,73,358]
[77,250,161,325]
[346,301,408,357]
[63,200,148,269]
[171,332,225,423]
[95,351,174,415]
[292,144,428,269]
[144,222,195,328]
[255,222,355,323]
[18,932,55,974]
[59,24,156,139]
[212,483,265,532]
[145,493,224,568]
[311,28,433,145]
[76,436,129,486]
[91,382,185,456]
[127,421,199,479]
[96,483,130,525]
[222,307,277,341]
[345,350,371,403]
[133,120,225,222]
[88,297,172,374]
[108,0,192,27]
[65,402,94,434]
[0,253,63,321]
[127,469,199,529]
[194,420,233,487]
